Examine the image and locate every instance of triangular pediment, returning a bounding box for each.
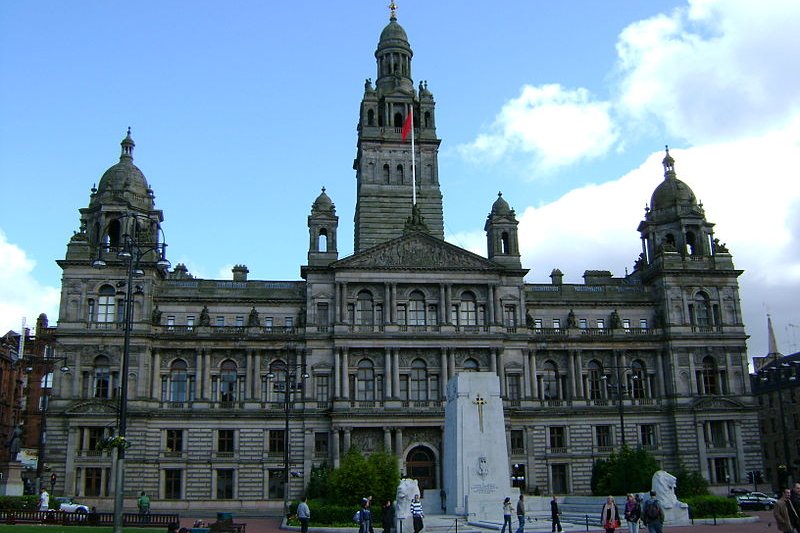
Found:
[65,399,120,415]
[334,231,501,271]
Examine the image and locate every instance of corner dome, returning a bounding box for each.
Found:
[491,192,512,215]
[649,147,697,212]
[91,129,154,210]
[311,187,335,214]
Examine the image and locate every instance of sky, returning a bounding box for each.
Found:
[1,0,799,361]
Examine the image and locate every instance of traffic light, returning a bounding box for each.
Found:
[747,471,754,483]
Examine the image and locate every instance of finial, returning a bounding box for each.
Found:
[389,1,397,20]
[662,144,675,178]
[321,186,326,193]
[498,191,503,197]
[120,127,135,160]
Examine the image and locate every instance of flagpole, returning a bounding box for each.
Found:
[410,106,416,206]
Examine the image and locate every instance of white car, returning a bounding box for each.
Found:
[57,497,90,514]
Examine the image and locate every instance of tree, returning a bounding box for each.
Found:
[306,463,331,500]
[367,450,401,505]
[328,448,375,506]
[674,464,709,498]
[591,445,660,495]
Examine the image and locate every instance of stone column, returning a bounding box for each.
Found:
[384,427,392,452]
[395,428,404,471]
[245,350,253,400]
[384,347,393,399]
[657,351,667,397]
[529,350,538,399]
[497,348,506,395]
[439,284,447,325]
[332,428,341,468]
[490,348,498,374]
[342,348,350,400]
[204,350,212,400]
[343,427,352,454]
[445,284,452,324]
[521,349,530,398]
[151,349,161,399]
[448,349,456,381]
[393,348,401,399]
[487,285,495,325]
[440,348,449,399]
[575,350,584,398]
[391,284,398,324]
[566,351,574,401]
[733,421,745,482]
[334,348,341,398]
[696,421,708,480]
[384,284,392,325]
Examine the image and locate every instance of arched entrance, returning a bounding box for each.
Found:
[406,446,436,491]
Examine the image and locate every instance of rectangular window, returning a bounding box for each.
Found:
[640,424,657,448]
[314,432,329,456]
[595,425,612,449]
[167,315,175,331]
[504,305,516,327]
[97,295,115,323]
[450,305,458,325]
[86,427,105,452]
[235,316,244,327]
[317,303,329,326]
[510,429,524,454]
[533,318,542,331]
[551,464,569,494]
[315,375,330,402]
[397,304,407,326]
[164,469,182,499]
[268,469,284,499]
[218,429,235,454]
[84,467,103,496]
[216,469,235,499]
[216,316,225,326]
[427,304,438,326]
[116,298,125,323]
[579,318,588,329]
[265,317,273,329]
[186,316,195,330]
[548,426,565,450]
[408,299,426,326]
[552,318,561,331]
[399,375,409,401]
[597,318,605,329]
[166,429,184,453]
[623,319,631,332]
[87,299,95,322]
[506,374,521,400]
[640,318,648,329]
[285,317,294,329]
[269,429,286,454]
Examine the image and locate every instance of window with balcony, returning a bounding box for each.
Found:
[235,316,244,327]
[315,432,329,456]
[459,292,478,326]
[699,356,720,395]
[506,374,521,400]
[587,360,603,400]
[97,285,116,323]
[216,316,225,326]
[93,355,111,399]
[640,318,648,329]
[408,292,426,326]
[631,360,646,398]
[315,374,330,402]
[356,359,376,401]
[504,305,516,327]
[510,429,524,455]
[162,359,195,403]
[356,291,374,326]
[218,359,238,403]
[540,360,559,400]
[410,359,428,401]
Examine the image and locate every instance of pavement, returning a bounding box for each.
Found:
[180,510,777,533]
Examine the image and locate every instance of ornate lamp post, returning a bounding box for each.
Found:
[601,361,642,448]
[267,348,308,518]
[92,215,169,533]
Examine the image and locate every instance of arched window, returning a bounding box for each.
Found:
[397,164,404,183]
[169,359,188,402]
[463,358,479,372]
[459,292,477,326]
[665,233,676,250]
[686,230,698,255]
[410,359,428,401]
[318,228,328,253]
[97,285,116,323]
[408,291,426,326]
[700,356,719,394]
[383,164,390,183]
[220,359,238,402]
[356,291,374,326]
[693,292,712,328]
[424,111,431,128]
[501,231,510,254]
[367,109,375,126]
[587,360,603,400]
[107,219,122,248]
[542,360,559,400]
[631,360,646,399]
[93,355,111,399]
[356,359,375,401]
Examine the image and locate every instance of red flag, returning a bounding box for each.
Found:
[401,111,413,141]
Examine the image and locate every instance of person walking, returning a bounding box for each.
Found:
[623,494,641,533]
[601,495,620,533]
[500,497,513,533]
[381,499,395,533]
[642,491,664,533]
[357,498,373,533]
[410,494,424,533]
[550,495,563,533]
[38,487,50,512]
[775,488,794,533]
[790,482,800,533]
[515,494,526,533]
[297,496,311,533]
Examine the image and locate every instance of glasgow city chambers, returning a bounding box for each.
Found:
[41,7,761,512]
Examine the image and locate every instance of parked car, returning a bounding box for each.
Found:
[736,492,778,510]
[56,497,90,514]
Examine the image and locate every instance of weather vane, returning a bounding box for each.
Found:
[389,1,397,19]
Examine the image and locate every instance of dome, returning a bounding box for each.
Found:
[649,148,698,212]
[311,187,335,214]
[91,129,153,210]
[491,192,512,215]
[377,18,412,55]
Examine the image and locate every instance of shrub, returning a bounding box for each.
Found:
[683,495,739,518]
[674,466,709,498]
[591,445,660,495]
[0,496,38,510]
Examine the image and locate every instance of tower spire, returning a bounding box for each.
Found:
[767,314,782,358]
[120,127,135,160]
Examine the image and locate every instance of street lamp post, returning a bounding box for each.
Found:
[267,349,308,518]
[602,361,641,448]
[92,215,169,533]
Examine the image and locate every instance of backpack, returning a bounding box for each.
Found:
[645,501,661,520]
[353,511,362,524]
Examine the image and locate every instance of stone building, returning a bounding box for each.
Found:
[45,8,761,511]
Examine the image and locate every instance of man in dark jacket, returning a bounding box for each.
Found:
[550,496,562,533]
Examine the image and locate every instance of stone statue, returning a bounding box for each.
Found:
[7,425,22,455]
[199,306,210,326]
[610,309,622,329]
[525,312,534,328]
[651,470,690,524]
[566,309,577,328]
[247,307,260,327]
[395,478,420,520]
[151,305,162,325]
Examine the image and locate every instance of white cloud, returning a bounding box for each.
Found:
[0,229,60,334]
[614,0,800,144]
[458,84,618,172]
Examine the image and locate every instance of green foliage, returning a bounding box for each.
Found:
[367,450,401,506]
[674,466,709,498]
[591,445,660,495]
[287,502,358,526]
[0,495,38,510]
[306,463,331,500]
[328,448,373,506]
[683,495,739,518]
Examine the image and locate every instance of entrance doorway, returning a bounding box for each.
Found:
[406,446,436,491]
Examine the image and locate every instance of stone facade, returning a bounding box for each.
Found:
[43,8,761,513]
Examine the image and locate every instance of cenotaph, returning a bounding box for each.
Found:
[443,372,518,521]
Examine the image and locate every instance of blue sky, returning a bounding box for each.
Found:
[2,1,799,359]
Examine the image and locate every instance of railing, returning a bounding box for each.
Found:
[0,510,179,527]
[549,446,567,454]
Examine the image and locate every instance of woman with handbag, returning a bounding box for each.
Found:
[600,495,620,533]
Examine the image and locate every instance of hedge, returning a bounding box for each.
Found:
[0,496,39,510]
[683,495,740,518]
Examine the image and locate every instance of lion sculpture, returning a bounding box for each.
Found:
[395,478,421,520]
[651,470,690,524]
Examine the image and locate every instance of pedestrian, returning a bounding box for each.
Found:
[297,496,311,533]
[381,499,394,533]
[790,482,800,533]
[601,495,620,533]
[500,497,513,533]
[641,491,664,533]
[775,488,794,533]
[138,491,151,514]
[357,498,372,533]
[515,494,526,533]
[410,494,424,533]
[38,487,50,512]
[623,493,641,533]
[550,495,562,533]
